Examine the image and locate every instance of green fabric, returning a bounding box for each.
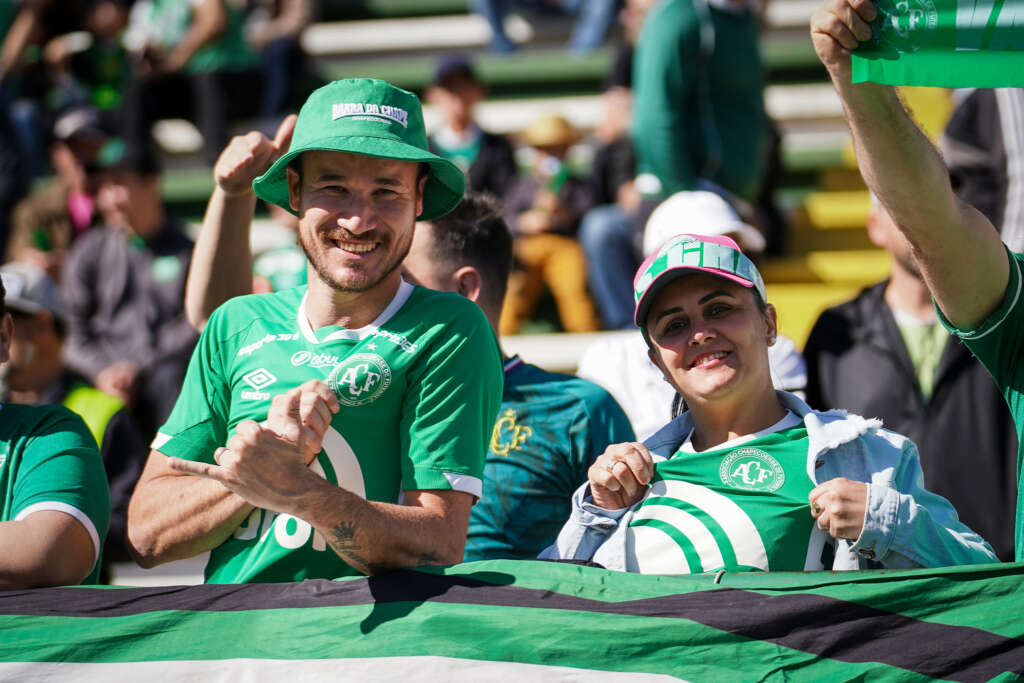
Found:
[155,284,503,582]
[626,425,817,573]
[631,0,766,200]
[464,360,635,561]
[141,0,256,75]
[1,560,1021,680]
[0,403,109,584]
[62,385,124,449]
[937,247,1024,560]
[852,0,1024,86]
[253,243,307,292]
[431,132,482,175]
[894,317,948,400]
[253,78,466,221]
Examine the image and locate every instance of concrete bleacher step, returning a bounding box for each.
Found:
[307,1,821,58]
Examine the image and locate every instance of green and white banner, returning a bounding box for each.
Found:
[853,0,1024,86]
[1,560,1022,681]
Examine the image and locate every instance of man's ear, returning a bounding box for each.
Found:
[286,166,302,214]
[0,313,12,364]
[453,266,482,304]
[415,172,428,217]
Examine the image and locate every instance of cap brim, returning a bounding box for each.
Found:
[634,266,756,328]
[253,135,466,221]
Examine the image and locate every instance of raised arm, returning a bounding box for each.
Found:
[810,0,1009,329]
[185,115,296,330]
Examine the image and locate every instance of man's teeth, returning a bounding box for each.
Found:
[337,241,376,253]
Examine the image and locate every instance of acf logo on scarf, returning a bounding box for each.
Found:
[852,0,1024,86]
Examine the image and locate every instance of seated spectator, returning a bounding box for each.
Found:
[426,54,517,201]
[544,233,998,572]
[501,114,601,333]
[579,86,642,329]
[120,0,262,165]
[0,262,146,570]
[61,138,197,436]
[0,273,110,588]
[244,0,315,121]
[804,199,1018,561]
[473,0,619,54]
[42,0,132,113]
[578,191,803,440]
[403,193,635,560]
[6,105,107,281]
[0,0,92,179]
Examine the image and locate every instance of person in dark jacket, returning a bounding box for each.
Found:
[61,138,197,436]
[426,54,517,201]
[803,202,1017,560]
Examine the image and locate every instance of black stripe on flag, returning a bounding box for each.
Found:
[2,570,1021,682]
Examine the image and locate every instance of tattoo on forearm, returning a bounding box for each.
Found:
[328,521,386,574]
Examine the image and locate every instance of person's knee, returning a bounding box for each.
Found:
[579,205,629,251]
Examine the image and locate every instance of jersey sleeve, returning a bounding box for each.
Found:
[152,306,234,463]
[937,248,1024,405]
[12,407,110,576]
[399,301,503,497]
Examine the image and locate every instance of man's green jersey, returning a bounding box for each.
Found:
[939,248,1024,561]
[625,413,821,574]
[0,403,110,584]
[154,281,503,583]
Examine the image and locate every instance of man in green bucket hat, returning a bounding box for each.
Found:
[127,79,503,582]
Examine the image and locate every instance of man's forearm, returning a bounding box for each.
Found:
[296,481,469,575]
[830,77,1008,328]
[127,452,254,567]
[185,187,257,331]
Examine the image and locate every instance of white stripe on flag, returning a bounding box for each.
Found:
[0,658,689,682]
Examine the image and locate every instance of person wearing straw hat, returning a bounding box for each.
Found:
[500,114,601,334]
[543,233,996,572]
[127,79,503,582]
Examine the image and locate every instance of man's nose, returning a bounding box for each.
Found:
[336,196,378,234]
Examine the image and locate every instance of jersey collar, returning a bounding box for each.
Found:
[296,279,414,345]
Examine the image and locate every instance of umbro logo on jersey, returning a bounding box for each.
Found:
[719,448,785,492]
[327,353,392,406]
[243,368,278,390]
[291,350,340,368]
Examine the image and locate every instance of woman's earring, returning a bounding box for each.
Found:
[768,335,777,346]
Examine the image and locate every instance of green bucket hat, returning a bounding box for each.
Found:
[253,78,465,221]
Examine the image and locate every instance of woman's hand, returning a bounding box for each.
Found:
[809,478,868,541]
[588,442,655,510]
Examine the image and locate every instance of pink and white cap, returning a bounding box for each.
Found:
[632,233,766,328]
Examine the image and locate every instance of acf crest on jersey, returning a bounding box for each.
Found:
[327,353,393,406]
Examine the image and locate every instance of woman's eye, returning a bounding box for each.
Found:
[708,303,731,316]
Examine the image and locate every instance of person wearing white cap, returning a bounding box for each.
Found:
[543,232,996,573]
[577,191,804,440]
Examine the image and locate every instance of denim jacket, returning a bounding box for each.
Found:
[540,391,998,571]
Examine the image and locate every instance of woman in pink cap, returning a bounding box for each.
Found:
[543,233,997,573]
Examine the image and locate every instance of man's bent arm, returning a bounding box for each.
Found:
[126,449,254,567]
[293,485,472,575]
[812,0,1009,329]
[185,187,257,331]
[0,511,96,589]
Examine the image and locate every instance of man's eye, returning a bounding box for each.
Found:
[374,188,398,199]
